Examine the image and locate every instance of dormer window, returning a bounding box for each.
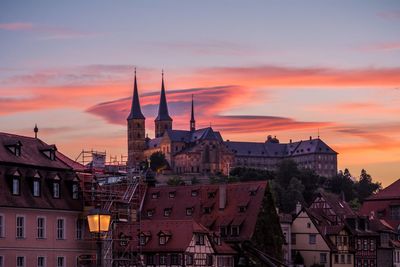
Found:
[139,232,151,245]
[147,209,154,217]
[72,183,79,199]
[5,141,22,156]
[53,182,60,198]
[33,179,41,197]
[151,192,160,199]
[203,207,212,214]
[208,192,216,198]
[164,208,172,217]
[169,191,176,198]
[191,190,198,197]
[186,207,193,216]
[11,170,21,195]
[41,145,57,160]
[159,235,166,245]
[158,231,171,245]
[231,226,240,236]
[238,205,247,213]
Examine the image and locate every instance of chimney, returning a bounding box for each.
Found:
[309,136,312,140]
[290,139,292,143]
[295,202,302,214]
[219,184,227,210]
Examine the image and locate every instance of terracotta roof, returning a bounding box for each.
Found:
[139,220,236,254]
[0,132,72,170]
[366,178,400,201]
[0,132,82,211]
[141,181,267,242]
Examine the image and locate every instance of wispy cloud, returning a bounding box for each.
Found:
[0,21,100,40]
[377,11,400,20]
[0,22,33,30]
[358,42,400,52]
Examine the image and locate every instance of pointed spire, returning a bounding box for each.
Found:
[155,70,172,121]
[190,94,195,132]
[127,68,145,120]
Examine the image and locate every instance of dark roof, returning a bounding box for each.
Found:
[366,178,400,201]
[139,220,236,254]
[225,138,337,157]
[0,132,72,170]
[127,73,145,120]
[141,181,267,242]
[0,132,82,211]
[155,76,172,121]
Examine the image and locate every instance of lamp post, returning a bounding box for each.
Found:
[87,208,112,267]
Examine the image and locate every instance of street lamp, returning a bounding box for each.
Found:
[87,208,112,267]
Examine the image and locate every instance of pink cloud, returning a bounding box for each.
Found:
[358,42,400,52]
[377,11,400,20]
[0,22,33,31]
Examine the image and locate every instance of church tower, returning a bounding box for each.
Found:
[154,71,173,137]
[190,94,195,132]
[127,69,146,169]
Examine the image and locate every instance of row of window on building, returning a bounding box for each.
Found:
[0,214,85,240]
[0,255,66,267]
[145,253,214,266]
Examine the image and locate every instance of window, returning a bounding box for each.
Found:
[12,177,20,195]
[56,256,65,267]
[208,192,216,198]
[33,180,41,197]
[76,219,83,240]
[203,207,212,214]
[347,254,352,264]
[171,254,179,265]
[139,235,146,245]
[186,208,193,216]
[72,184,79,199]
[0,256,3,267]
[334,254,339,264]
[220,226,227,237]
[159,254,167,265]
[17,256,25,267]
[146,254,154,265]
[169,191,175,198]
[151,192,159,199]
[53,182,60,198]
[16,216,25,239]
[309,234,316,244]
[307,222,311,228]
[147,209,154,217]
[57,219,65,239]
[0,214,4,238]
[37,256,45,267]
[195,234,205,245]
[159,235,166,245]
[37,217,46,239]
[391,206,400,220]
[291,233,296,245]
[206,255,213,266]
[231,226,240,236]
[186,254,194,265]
[164,208,171,217]
[191,190,198,197]
[340,254,345,264]
[363,239,368,250]
[320,253,327,264]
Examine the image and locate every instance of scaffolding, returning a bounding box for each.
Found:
[77,150,145,266]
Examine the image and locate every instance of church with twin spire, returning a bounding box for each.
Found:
[127,71,234,175]
[127,71,338,178]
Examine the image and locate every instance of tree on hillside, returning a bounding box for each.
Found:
[356,169,381,203]
[327,168,356,201]
[276,159,300,188]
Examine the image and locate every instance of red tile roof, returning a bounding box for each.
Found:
[366,179,400,200]
[138,220,236,254]
[141,181,267,242]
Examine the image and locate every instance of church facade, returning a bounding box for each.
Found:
[127,72,337,177]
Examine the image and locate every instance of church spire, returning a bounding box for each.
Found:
[155,70,172,121]
[190,94,195,132]
[127,68,145,120]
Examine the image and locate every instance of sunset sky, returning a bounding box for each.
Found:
[1,1,399,186]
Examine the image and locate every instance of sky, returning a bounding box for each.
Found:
[0,1,399,186]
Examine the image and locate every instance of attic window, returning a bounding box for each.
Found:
[248,151,251,154]
[191,190,199,197]
[41,145,57,160]
[307,148,310,152]
[275,152,278,155]
[5,141,22,156]
[231,226,240,236]
[208,192,216,198]
[249,190,257,196]
[12,172,21,195]
[164,208,172,217]
[72,183,79,199]
[151,192,160,199]
[169,191,176,198]
[261,152,264,155]
[203,207,212,214]
[53,182,60,198]
[186,207,193,216]
[239,205,247,213]
[159,235,166,245]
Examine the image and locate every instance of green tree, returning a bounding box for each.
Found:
[281,177,305,213]
[356,169,381,203]
[149,151,168,172]
[276,159,300,188]
[327,168,356,201]
[251,184,284,260]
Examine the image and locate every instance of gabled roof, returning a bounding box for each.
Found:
[0,132,72,170]
[141,181,267,242]
[366,179,400,201]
